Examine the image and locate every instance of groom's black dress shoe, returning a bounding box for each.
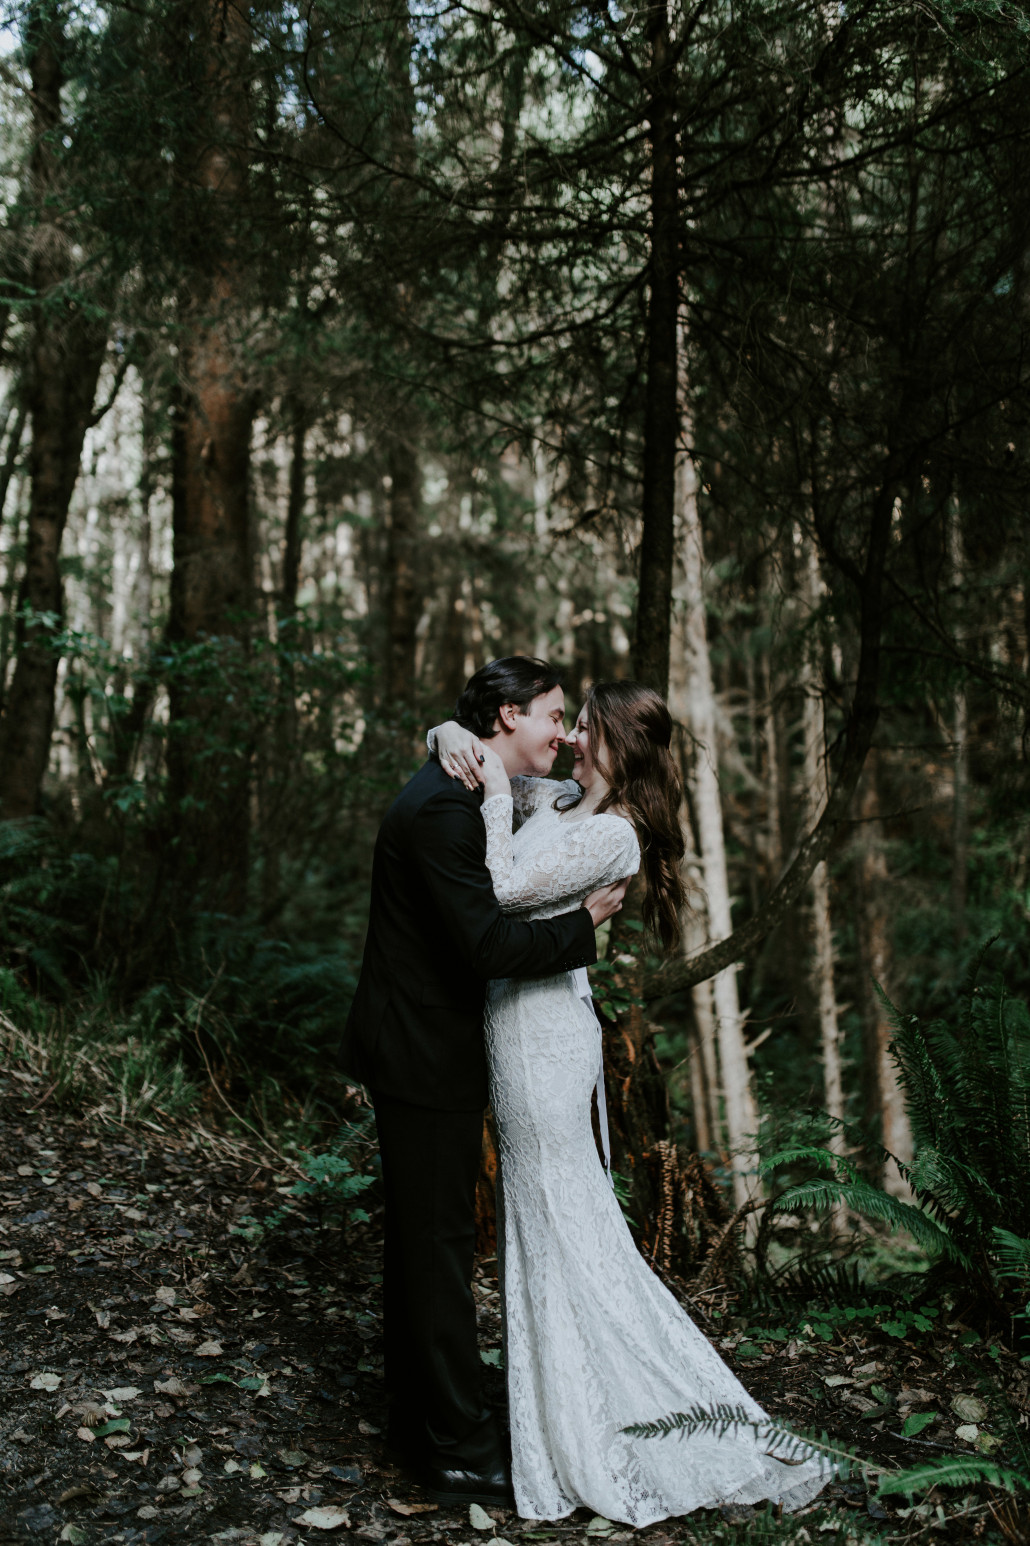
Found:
[418,1459,515,1508]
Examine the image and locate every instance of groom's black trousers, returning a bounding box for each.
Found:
[372,1092,501,1470]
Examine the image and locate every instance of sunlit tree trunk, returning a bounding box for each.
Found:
[676,443,759,1213]
[854,750,913,1193]
[0,11,108,818]
[166,0,254,913]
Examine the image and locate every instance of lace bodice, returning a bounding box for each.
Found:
[482,782,640,922]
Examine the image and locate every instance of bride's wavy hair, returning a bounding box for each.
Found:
[568,680,686,953]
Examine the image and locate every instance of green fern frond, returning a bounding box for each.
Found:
[877,1456,1029,1498]
[759,1146,857,1182]
[772,1178,966,1264]
[993,1227,1030,1281]
[622,1405,875,1483]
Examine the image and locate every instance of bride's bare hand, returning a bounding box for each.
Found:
[432,720,486,791]
[479,745,510,801]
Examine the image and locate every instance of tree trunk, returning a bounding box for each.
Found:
[384,436,420,709]
[633,0,678,697]
[166,0,254,914]
[0,400,27,538]
[948,498,969,943]
[853,750,913,1193]
[800,535,846,1227]
[676,448,760,1212]
[0,13,109,818]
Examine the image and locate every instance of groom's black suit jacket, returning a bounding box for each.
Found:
[341,758,597,1110]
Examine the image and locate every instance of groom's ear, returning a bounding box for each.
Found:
[496,702,520,733]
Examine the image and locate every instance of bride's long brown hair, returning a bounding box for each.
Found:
[561,680,686,952]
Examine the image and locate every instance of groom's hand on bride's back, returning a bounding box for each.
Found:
[582,877,630,928]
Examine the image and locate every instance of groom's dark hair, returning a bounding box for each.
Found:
[454,657,564,738]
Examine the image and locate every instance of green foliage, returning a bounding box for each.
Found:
[624,1402,1030,1507]
[288,1151,376,1226]
[768,951,1030,1309]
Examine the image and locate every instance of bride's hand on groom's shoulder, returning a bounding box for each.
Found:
[431,720,486,791]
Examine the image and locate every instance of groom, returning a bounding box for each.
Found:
[341,657,627,1506]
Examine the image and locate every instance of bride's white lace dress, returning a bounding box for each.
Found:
[481,777,830,1526]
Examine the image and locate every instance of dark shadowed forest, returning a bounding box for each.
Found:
[1,1,1030,1543]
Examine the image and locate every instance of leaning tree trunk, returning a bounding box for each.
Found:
[166,0,255,916]
[0,14,109,818]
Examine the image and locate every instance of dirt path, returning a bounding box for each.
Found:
[0,1072,1020,1545]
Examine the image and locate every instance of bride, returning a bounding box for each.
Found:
[429,680,830,1526]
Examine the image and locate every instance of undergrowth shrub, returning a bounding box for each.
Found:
[764,944,1030,1326]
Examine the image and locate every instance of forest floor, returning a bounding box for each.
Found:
[0,1068,1026,1546]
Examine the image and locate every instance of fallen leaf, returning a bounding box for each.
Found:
[195,1339,224,1357]
[85,1182,103,1198]
[110,1328,138,1344]
[295,1506,351,1530]
[277,1486,302,1503]
[178,1306,201,1320]
[122,1207,146,1221]
[94,1309,111,1329]
[105,1434,132,1449]
[103,1387,141,1403]
[93,1419,131,1437]
[58,1486,96,1504]
[901,1411,937,1437]
[223,1459,241,1475]
[0,1272,14,1285]
[76,1427,96,1442]
[357,1419,380,1436]
[154,1377,189,1398]
[250,1462,266,1479]
[586,1519,616,1538]
[154,1286,176,1306]
[955,1423,979,1442]
[469,1502,494,1531]
[258,1535,285,1546]
[823,1375,852,1388]
[277,1449,310,1468]
[951,1393,988,1423]
[136,1506,161,1521]
[182,1466,203,1485]
[29,1371,62,1390]
[59,1527,88,1544]
[387,1499,438,1517]
[67,1198,84,1213]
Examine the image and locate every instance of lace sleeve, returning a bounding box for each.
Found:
[481,795,640,912]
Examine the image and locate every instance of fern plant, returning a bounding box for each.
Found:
[766,947,1030,1302]
[623,1405,1030,1502]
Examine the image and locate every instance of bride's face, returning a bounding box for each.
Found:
[566,705,602,791]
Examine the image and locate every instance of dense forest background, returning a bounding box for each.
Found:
[0,0,1029,1278]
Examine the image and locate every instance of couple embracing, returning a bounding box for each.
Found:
[342,657,828,1528]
